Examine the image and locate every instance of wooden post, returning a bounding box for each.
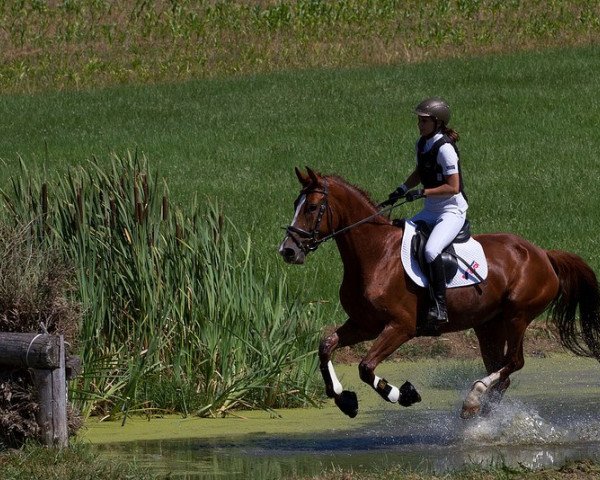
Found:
[0,332,60,368]
[32,335,68,448]
[0,333,71,448]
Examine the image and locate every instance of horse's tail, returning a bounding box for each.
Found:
[546,250,600,360]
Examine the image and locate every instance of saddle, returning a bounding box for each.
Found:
[409,219,472,283]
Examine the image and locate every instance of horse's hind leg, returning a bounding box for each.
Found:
[471,318,512,416]
[319,319,379,418]
[462,313,528,419]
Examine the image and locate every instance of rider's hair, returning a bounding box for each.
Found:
[442,125,459,143]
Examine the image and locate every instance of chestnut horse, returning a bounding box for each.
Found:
[279,168,600,419]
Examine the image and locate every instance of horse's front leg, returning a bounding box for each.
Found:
[358,324,421,407]
[319,320,377,418]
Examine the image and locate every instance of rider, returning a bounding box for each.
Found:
[383,97,468,328]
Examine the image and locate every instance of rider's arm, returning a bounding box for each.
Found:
[403,169,421,190]
[424,173,460,197]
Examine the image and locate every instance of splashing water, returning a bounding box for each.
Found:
[462,400,561,445]
[459,398,600,446]
[574,423,600,442]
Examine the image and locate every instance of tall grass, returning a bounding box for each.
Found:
[0,153,321,418]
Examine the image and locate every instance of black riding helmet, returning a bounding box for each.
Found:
[414,97,451,126]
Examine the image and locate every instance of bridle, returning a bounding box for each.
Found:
[285,179,405,254]
[285,180,333,253]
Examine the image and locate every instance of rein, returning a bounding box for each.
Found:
[285,181,406,253]
[316,201,406,244]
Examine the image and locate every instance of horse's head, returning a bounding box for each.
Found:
[279,167,333,264]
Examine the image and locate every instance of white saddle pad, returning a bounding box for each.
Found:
[401,220,488,289]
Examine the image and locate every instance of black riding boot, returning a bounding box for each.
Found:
[427,255,449,326]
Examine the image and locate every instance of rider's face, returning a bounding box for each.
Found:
[417,115,436,137]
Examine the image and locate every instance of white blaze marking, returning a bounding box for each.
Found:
[292,194,306,224]
[279,194,306,254]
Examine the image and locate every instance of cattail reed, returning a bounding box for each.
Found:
[0,152,321,419]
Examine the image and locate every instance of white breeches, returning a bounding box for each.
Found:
[411,209,467,263]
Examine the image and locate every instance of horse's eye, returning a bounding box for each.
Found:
[307,204,318,213]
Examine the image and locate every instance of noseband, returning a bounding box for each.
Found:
[285,181,333,253]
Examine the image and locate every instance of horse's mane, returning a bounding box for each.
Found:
[325,174,380,210]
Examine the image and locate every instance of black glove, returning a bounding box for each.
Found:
[381,184,408,207]
[405,189,425,202]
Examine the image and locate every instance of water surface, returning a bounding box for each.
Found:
[91,357,600,479]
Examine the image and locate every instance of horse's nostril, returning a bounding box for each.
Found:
[282,248,296,260]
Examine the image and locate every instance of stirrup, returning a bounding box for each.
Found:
[426,304,449,325]
[417,319,445,337]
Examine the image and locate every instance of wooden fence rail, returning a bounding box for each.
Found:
[0,332,78,448]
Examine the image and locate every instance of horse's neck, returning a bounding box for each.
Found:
[330,186,394,273]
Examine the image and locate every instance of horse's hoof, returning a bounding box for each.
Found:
[460,405,480,419]
[335,390,358,418]
[399,381,421,407]
[461,381,486,418]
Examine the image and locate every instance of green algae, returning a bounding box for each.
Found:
[81,354,599,446]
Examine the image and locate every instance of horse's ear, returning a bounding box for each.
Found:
[295,167,310,186]
[306,166,319,185]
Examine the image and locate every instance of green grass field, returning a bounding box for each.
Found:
[1,45,599,321]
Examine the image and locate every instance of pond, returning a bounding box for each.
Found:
[87,356,600,479]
